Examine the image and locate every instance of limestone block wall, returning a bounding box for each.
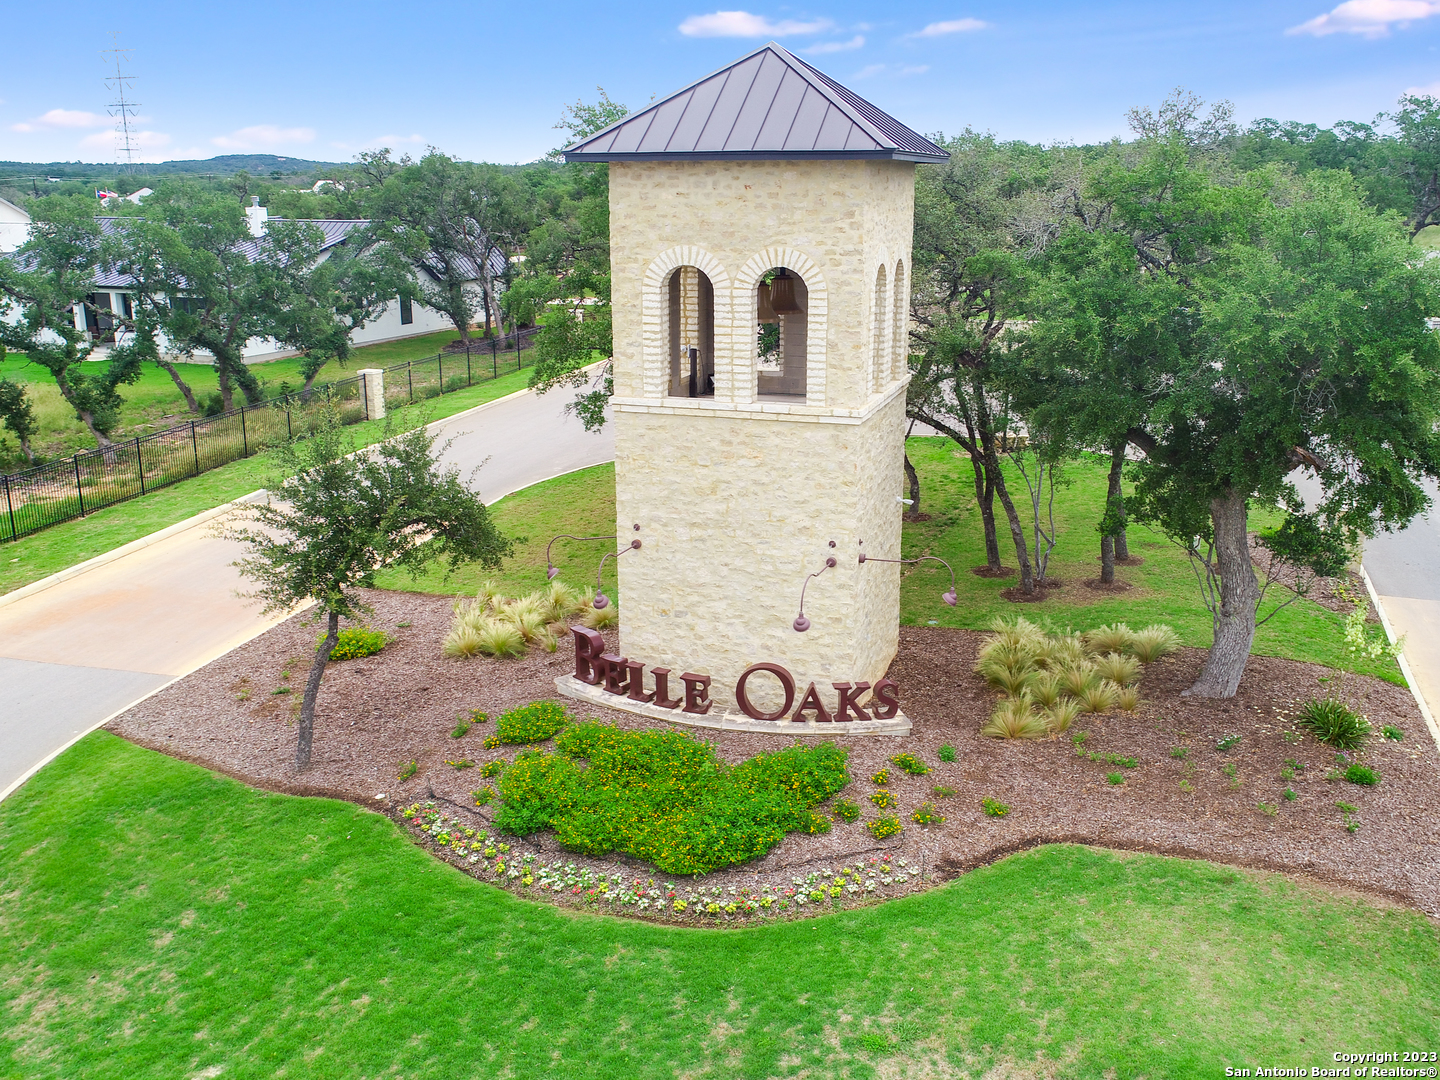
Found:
[613,387,907,712]
[609,158,915,413]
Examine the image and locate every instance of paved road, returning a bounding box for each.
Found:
[0,383,614,800]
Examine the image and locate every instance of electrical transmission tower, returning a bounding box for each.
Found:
[102,32,141,172]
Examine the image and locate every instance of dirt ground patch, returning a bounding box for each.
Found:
[109,589,1440,918]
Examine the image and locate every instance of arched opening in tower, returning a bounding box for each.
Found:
[756,267,808,400]
[667,266,715,398]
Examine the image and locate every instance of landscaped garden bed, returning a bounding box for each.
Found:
[108,587,1440,921]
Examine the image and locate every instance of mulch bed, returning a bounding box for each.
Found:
[108,589,1440,920]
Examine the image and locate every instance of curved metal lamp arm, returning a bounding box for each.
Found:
[545,524,641,581]
[793,556,838,632]
[591,539,641,610]
[858,551,958,606]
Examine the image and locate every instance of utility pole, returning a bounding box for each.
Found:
[101,33,141,174]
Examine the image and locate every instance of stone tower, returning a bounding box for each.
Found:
[563,43,948,723]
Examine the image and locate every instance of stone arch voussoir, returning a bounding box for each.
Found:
[640,246,733,400]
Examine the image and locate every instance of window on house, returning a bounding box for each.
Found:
[84,293,116,344]
[399,295,414,325]
[666,267,715,397]
[756,268,808,400]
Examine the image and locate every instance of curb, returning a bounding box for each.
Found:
[0,367,595,610]
[1360,565,1440,755]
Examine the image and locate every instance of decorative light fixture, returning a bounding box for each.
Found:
[768,268,802,315]
[858,540,958,607]
[545,525,641,584]
[592,537,641,610]
[793,541,838,633]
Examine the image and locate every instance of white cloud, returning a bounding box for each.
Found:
[803,34,865,53]
[1408,79,1440,95]
[678,10,834,37]
[10,108,108,133]
[904,17,988,39]
[79,129,172,152]
[854,63,886,78]
[1287,0,1440,38]
[211,124,317,150]
[370,133,426,145]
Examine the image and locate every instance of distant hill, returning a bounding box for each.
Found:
[0,154,347,182]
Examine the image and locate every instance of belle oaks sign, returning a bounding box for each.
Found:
[570,627,901,724]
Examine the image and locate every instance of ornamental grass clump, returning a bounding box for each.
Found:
[1093,652,1141,687]
[445,579,607,658]
[1059,663,1098,698]
[1045,699,1081,733]
[1078,680,1120,714]
[1131,624,1182,663]
[1030,671,1064,708]
[1297,698,1371,749]
[982,697,1049,739]
[492,720,849,874]
[1085,623,1135,656]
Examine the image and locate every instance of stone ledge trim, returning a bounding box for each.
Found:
[555,675,913,736]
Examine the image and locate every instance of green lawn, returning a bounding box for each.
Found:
[0,328,465,464]
[0,367,533,597]
[381,442,1401,682]
[2,732,1434,1079]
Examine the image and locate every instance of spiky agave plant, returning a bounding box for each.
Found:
[1093,651,1141,687]
[980,696,1050,739]
[1131,624,1182,663]
[1084,622,1136,656]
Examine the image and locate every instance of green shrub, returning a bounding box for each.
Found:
[398,760,417,781]
[938,744,957,763]
[867,815,902,840]
[1170,747,1189,759]
[1382,725,1404,741]
[890,752,929,776]
[495,701,571,744]
[1106,772,1125,785]
[323,627,389,661]
[911,802,945,825]
[871,768,891,786]
[870,790,899,809]
[832,798,861,822]
[1296,698,1371,749]
[479,759,506,779]
[1343,764,1379,786]
[981,796,1010,817]
[1283,787,1297,801]
[932,785,958,798]
[472,786,496,805]
[492,722,849,874]
[1216,733,1242,752]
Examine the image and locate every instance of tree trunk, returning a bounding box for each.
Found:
[1102,439,1126,578]
[979,469,1001,570]
[974,386,1032,593]
[1184,488,1259,699]
[154,358,201,413]
[903,453,921,517]
[298,610,339,770]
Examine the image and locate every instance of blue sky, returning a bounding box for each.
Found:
[2,1,1437,167]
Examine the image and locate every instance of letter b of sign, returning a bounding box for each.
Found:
[571,627,606,684]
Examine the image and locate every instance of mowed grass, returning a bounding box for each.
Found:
[375,462,621,601]
[383,440,1399,681]
[0,328,466,463]
[0,367,534,596]
[2,732,1435,1079]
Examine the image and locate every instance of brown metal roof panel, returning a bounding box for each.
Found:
[693,55,763,151]
[634,90,693,152]
[783,87,832,150]
[726,49,791,150]
[754,67,811,149]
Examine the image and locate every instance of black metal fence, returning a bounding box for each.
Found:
[1,327,538,542]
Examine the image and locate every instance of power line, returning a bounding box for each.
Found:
[101,32,141,174]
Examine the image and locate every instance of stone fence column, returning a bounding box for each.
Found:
[358,369,386,420]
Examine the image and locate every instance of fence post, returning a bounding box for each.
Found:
[358,369,386,420]
[74,455,85,516]
[408,363,414,403]
[191,421,200,476]
[240,406,248,458]
[287,408,293,440]
[492,338,497,378]
[438,352,444,394]
[515,328,521,372]
[466,343,472,385]
[4,473,15,542]
[136,436,146,496]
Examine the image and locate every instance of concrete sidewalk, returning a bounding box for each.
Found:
[0,381,614,801]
